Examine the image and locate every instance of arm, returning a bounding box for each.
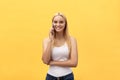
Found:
[42,38,52,65]
[42,27,55,65]
[49,37,78,67]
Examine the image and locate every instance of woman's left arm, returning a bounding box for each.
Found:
[49,37,78,67]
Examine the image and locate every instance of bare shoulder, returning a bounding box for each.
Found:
[70,36,77,44]
[42,37,51,50]
[43,37,50,43]
[42,37,51,47]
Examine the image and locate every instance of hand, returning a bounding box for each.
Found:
[49,27,55,41]
[48,61,54,66]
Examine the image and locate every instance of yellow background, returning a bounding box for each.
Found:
[0,0,120,80]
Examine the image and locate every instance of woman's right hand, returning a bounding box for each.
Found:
[49,27,55,41]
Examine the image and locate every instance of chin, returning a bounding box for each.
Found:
[55,29,63,33]
[56,31,62,33]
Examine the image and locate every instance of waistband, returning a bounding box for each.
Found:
[47,72,73,78]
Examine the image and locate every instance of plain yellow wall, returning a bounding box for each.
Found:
[0,0,120,80]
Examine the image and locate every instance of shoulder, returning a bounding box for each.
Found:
[43,37,51,44]
[69,36,78,54]
[70,36,77,44]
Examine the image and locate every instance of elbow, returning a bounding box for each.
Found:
[70,60,78,67]
[71,62,78,67]
[42,57,49,65]
[42,60,49,65]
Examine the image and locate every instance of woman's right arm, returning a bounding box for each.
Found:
[42,38,52,65]
[42,27,54,65]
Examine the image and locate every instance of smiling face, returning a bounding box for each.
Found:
[52,15,66,33]
[51,13,71,50]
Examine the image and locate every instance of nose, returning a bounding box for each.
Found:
[56,22,60,26]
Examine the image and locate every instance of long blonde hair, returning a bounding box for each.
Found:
[52,12,71,53]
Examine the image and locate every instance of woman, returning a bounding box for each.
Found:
[42,12,78,80]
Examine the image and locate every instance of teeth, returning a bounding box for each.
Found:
[56,27,60,30]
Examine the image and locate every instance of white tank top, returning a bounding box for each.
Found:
[47,42,72,77]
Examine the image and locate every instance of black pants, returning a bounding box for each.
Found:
[46,72,74,80]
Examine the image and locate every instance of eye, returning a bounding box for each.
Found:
[59,21,64,24]
[53,21,57,23]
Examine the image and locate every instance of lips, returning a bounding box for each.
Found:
[55,27,61,30]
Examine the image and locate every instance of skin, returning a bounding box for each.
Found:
[42,15,78,67]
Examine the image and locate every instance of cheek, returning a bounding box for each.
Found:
[61,25,66,30]
[61,23,65,27]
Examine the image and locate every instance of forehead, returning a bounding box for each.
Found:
[53,15,65,21]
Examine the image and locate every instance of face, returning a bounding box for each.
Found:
[52,15,66,33]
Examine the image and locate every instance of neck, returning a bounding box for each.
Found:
[55,32,64,40]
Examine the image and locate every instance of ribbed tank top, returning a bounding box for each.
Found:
[47,42,72,77]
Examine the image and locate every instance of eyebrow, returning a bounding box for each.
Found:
[53,19,64,21]
[53,20,64,23]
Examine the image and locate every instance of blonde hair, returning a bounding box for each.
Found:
[52,12,71,53]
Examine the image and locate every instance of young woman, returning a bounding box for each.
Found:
[42,12,78,80]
